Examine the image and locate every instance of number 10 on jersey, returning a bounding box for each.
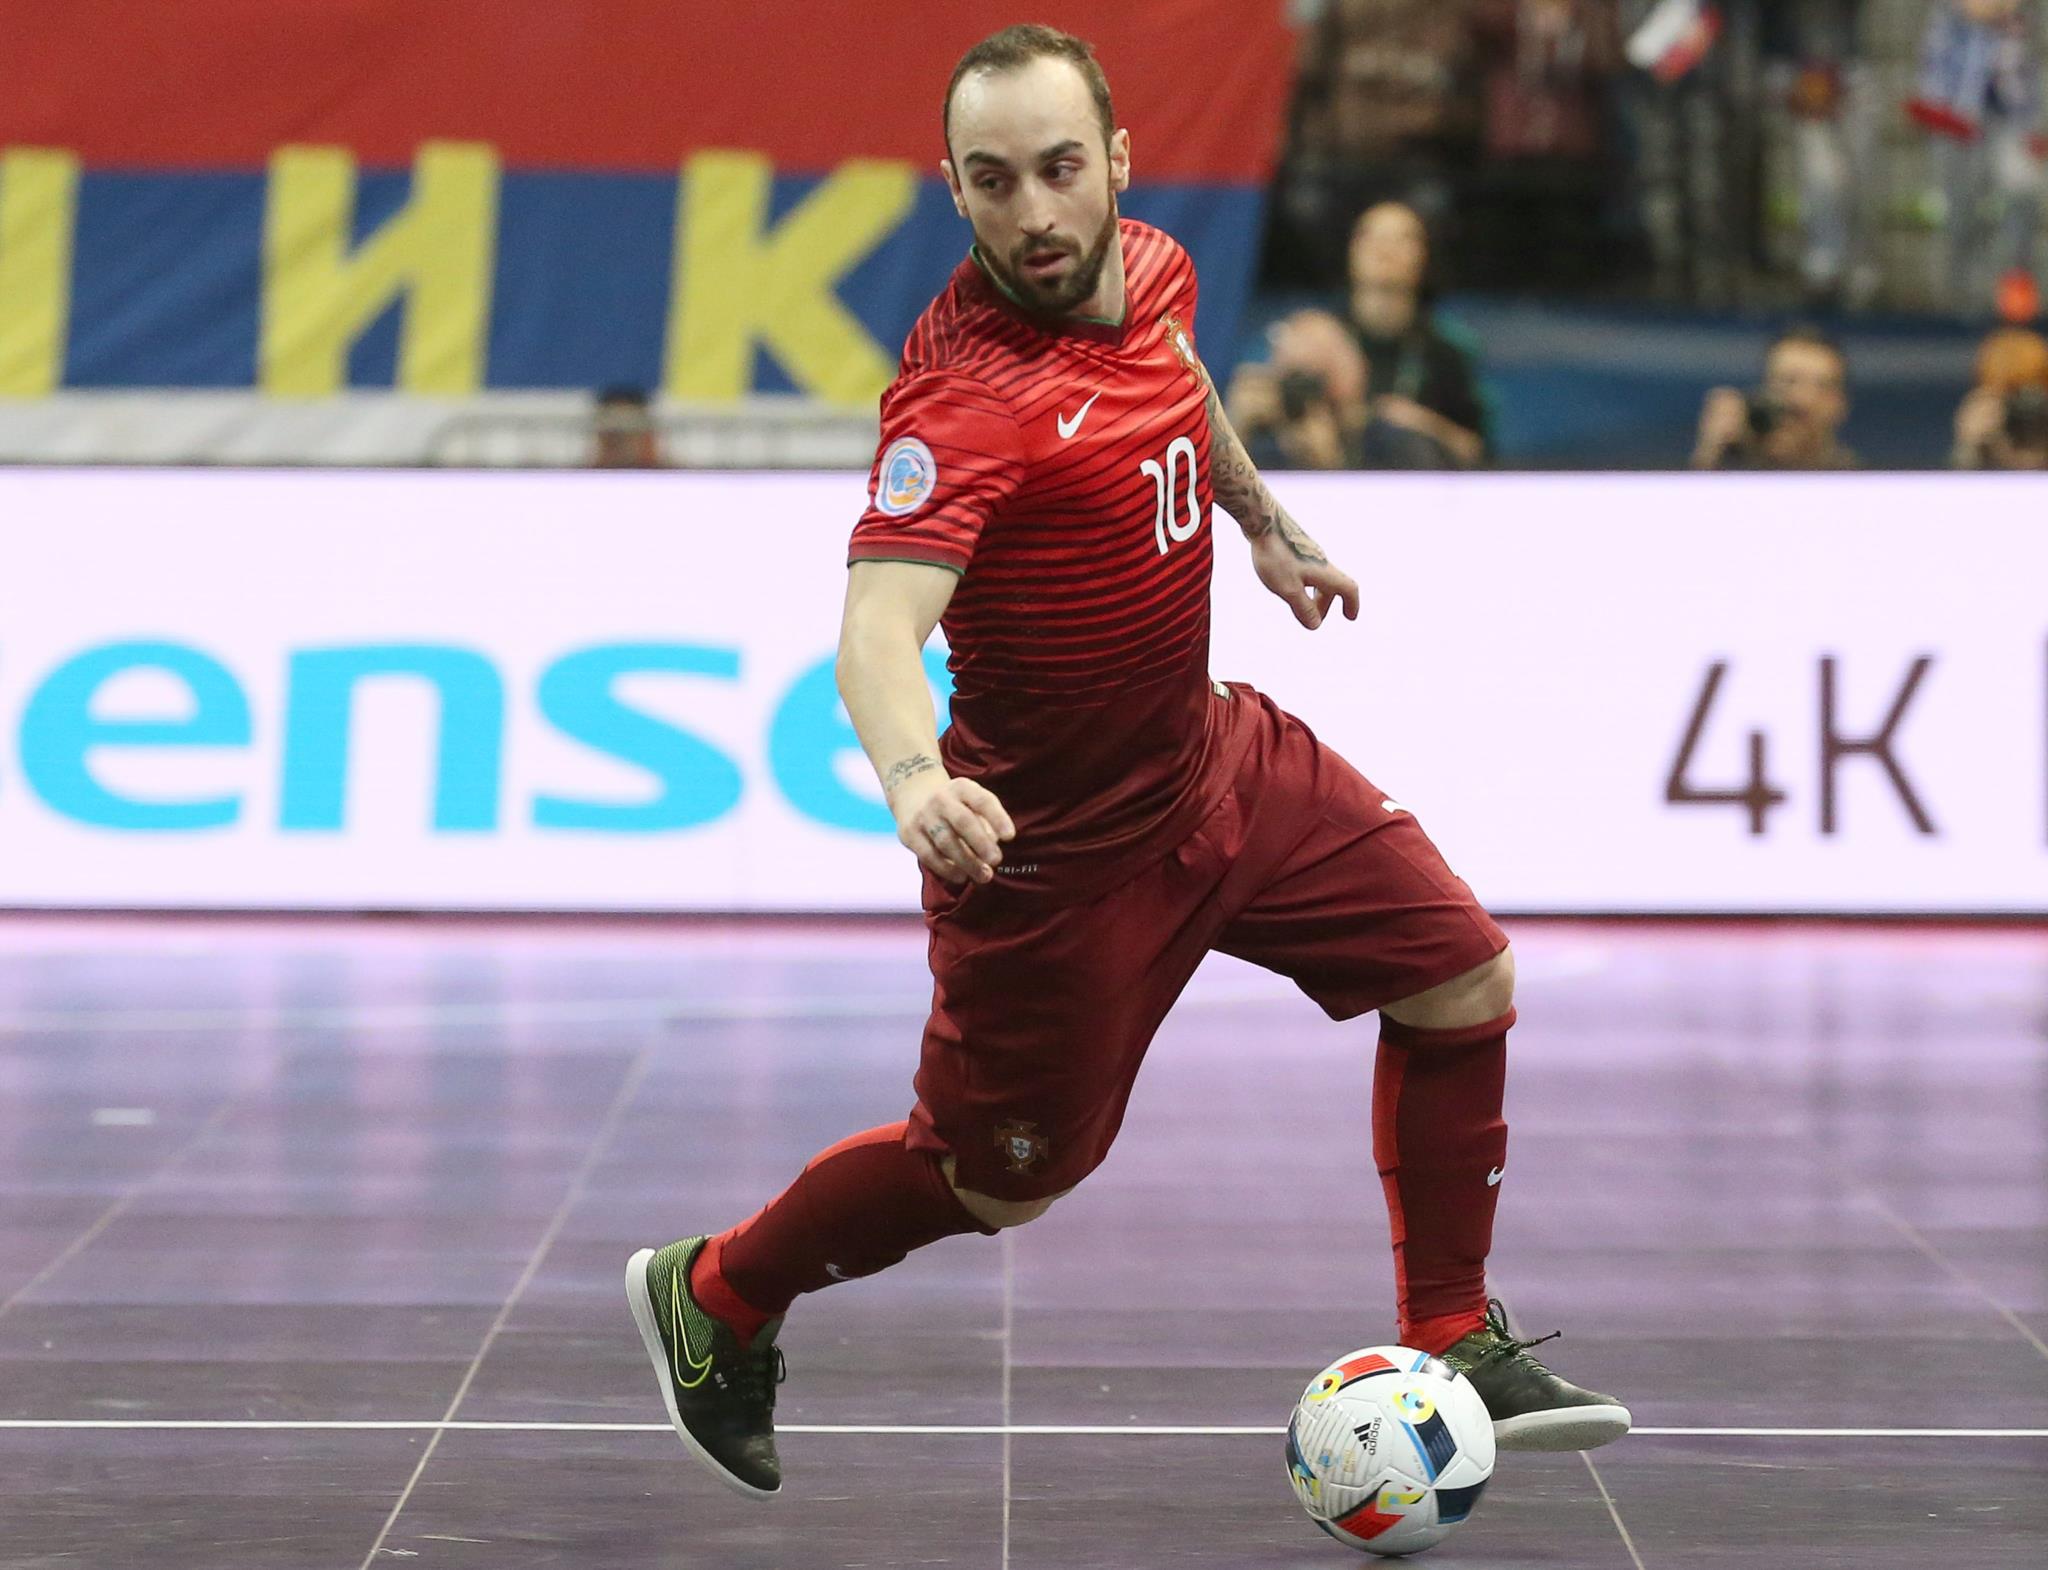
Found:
[1142,436,1203,555]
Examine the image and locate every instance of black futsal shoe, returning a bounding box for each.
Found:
[625,1236,786,1497]
[1437,1300,1632,1452]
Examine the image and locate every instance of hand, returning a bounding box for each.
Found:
[1372,394,1436,435]
[1281,403,1350,470]
[1955,387,2006,457]
[1694,387,1749,465]
[1250,527,1360,630]
[889,768,1016,885]
[1226,364,1283,432]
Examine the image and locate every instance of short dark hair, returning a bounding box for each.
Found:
[1769,325,1845,369]
[944,24,1116,155]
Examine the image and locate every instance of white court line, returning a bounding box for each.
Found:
[355,1046,654,1570]
[1582,1450,1649,1570]
[999,1229,1015,1570]
[0,980,1343,1037]
[0,1420,2042,1439]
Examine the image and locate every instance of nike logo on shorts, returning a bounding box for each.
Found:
[1486,1167,1505,1187]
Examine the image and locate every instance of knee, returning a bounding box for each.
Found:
[1381,945,1516,1032]
[942,1156,1069,1230]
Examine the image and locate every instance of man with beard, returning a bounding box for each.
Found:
[625,23,1631,1500]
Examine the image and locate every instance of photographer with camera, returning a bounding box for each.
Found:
[1691,325,1857,470]
[1953,327,2048,470]
[1228,201,1490,471]
[1226,309,1373,470]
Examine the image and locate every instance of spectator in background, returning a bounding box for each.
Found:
[1346,202,1491,467]
[1692,325,1857,468]
[590,387,664,468]
[1228,202,1490,470]
[1227,310,1373,470]
[1907,0,2045,316]
[1270,0,1479,282]
[1619,0,1745,304]
[1464,0,1625,291]
[1953,326,2048,468]
[1768,0,1880,311]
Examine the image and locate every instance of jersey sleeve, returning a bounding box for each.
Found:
[848,371,1025,574]
[1168,240,1199,341]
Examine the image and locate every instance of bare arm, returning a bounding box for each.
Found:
[1206,384,1319,556]
[1203,379,1361,629]
[838,560,1014,883]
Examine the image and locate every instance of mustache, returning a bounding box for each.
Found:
[1011,236,1079,266]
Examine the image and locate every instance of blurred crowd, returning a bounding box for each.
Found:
[1221,192,2047,471]
[1211,0,2048,471]
[1270,0,2046,315]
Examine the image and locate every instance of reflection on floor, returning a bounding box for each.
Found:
[1,916,2044,1567]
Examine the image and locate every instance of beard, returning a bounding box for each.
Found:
[982,190,1120,318]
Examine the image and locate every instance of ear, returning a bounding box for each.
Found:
[940,159,968,219]
[1108,128,1131,194]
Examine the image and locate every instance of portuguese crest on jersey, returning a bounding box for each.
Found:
[1161,311,1201,386]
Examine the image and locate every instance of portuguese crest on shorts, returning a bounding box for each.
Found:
[993,1119,1049,1174]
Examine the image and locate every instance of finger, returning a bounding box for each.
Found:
[1331,572,1361,621]
[935,799,1002,872]
[917,824,975,885]
[927,814,995,882]
[1291,588,1323,629]
[1305,564,1360,624]
[954,779,1017,841]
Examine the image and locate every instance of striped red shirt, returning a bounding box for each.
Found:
[850,219,1253,895]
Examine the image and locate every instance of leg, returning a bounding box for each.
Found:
[1204,714,1512,1352]
[1376,951,1516,1353]
[942,1155,1071,1230]
[629,829,1230,1495]
[1207,704,1627,1449]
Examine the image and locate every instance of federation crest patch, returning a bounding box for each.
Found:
[993,1119,1049,1174]
[875,436,937,516]
[1160,311,1201,386]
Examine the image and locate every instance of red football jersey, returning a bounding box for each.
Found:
[849,219,1254,897]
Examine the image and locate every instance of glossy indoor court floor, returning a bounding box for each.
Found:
[1,915,2043,1569]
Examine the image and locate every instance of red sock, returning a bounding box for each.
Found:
[690,1121,991,1343]
[1373,1009,1513,1353]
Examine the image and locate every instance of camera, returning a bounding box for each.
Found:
[1279,370,1330,423]
[2004,385,2048,449]
[1745,396,1785,440]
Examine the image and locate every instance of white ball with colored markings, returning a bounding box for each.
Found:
[1285,1345,1496,1556]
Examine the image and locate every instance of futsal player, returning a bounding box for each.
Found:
[627,24,1631,1497]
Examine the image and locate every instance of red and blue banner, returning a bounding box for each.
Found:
[0,1,1295,404]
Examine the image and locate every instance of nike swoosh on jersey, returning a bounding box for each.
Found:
[1056,390,1103,439]
[1486,1167,1505,1187]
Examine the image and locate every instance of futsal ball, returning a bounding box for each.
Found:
[1285,1346,1496,1556]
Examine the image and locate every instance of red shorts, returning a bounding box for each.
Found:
[906,684,1508,1200]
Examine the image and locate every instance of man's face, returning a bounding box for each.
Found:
[1762,341,1849,452]
[1350,204,1428,293]
[943,57,1130,317]
[592,400,658,468]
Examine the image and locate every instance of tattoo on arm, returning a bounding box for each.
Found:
[881,753,940,797]
[1203,387,1329,565]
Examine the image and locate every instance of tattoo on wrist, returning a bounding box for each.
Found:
[882,754,940,797]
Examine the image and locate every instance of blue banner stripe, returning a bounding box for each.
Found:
[59,170,1262,392]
